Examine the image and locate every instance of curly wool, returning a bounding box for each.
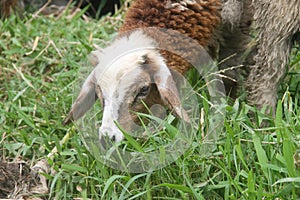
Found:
[119,0,221,74]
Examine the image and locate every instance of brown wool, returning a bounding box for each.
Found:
[119,0,221,75]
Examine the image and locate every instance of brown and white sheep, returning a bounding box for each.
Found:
[63,0,223,142]
[63,0,299,142]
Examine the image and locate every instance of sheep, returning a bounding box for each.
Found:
[63,0,223,143]
[63,0,299,143]
[245,0,300,113]
[219,0,299,113]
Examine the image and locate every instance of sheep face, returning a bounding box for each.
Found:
[95,50,173,143]
[63,46,188,144]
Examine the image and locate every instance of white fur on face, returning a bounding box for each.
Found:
[98,62,145,142]
[93,30,163,142]
[93,30,170,142]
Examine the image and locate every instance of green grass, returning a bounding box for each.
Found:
[1,8,300,200]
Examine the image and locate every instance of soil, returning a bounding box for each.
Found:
[0,161,42,199]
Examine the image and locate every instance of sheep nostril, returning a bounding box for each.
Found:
[111,135,116,142]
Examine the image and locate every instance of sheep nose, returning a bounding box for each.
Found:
[99,129,116,149]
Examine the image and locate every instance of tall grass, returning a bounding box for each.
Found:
[0,8,299,199]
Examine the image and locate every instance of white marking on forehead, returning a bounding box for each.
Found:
[92,30,158,95]
[93,30,157,75]
[96,51,149,92]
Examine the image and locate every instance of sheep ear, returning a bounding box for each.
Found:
[153,68,190,123]
[63,71,98,125]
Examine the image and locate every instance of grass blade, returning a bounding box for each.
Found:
[283,138,296,177]
[252,134,269,178]
[101,175,128,199]
[247,170,256,199]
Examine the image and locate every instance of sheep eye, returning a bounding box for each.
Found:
[132,85,150,106]
[137,86,150,97]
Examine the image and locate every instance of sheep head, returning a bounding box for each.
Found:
[63,31,189,143]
